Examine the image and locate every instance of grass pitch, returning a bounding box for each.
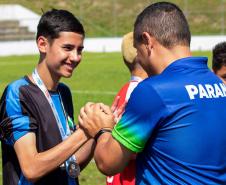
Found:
[0,51,212,185]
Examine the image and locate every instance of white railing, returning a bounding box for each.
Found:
[0,36,225,56]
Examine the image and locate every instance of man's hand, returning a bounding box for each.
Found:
[78,102,115,138]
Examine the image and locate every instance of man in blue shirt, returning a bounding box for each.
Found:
[78,2,226,185]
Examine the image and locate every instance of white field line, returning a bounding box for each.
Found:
[0,62,32,66]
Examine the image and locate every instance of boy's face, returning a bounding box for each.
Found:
[215,65,226,84]
[41,32,84,79]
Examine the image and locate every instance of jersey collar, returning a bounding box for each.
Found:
[162,57,208,75]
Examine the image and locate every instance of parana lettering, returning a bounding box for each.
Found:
[185,83,226,100]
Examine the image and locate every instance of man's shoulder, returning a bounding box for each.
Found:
[130,76,170,106]
[130,77,162,103]
[136,76,161,92]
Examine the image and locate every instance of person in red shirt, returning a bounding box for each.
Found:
[106,32,148,185]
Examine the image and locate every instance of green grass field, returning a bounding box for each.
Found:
[0,51,212,185]
[0,0,226,36]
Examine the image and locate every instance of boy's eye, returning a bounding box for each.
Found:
[63,46,73,51]
[62,45,84,54]
[77,47,84,54]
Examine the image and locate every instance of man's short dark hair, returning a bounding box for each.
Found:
[212,42,226,71]
[134,2,191,48]
[36,9,85,42]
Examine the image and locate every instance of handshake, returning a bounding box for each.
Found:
[78,97,126,141]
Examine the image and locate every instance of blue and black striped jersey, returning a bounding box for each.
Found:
[0,76,78,185]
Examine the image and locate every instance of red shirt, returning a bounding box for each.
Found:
[106,77,142,185]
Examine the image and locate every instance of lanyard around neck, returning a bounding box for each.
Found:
[32,69,70,140]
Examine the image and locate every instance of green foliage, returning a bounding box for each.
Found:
[0,0,225,36]
[0,51,212,185]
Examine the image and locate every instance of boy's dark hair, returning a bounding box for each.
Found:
[134,2,190,48]
[36,9,85,42]
[212,42,226,71]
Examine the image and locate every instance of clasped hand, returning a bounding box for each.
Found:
[78,102,114,138]
[78,98,126,138]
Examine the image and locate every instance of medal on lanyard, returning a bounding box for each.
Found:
[67,159,80,178]
[32,69,80,178]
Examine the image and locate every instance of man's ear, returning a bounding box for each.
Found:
[142,32,155,56]
[37,36,48,53]
[141,32,156,49]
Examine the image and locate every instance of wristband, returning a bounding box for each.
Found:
[94,128,112,142]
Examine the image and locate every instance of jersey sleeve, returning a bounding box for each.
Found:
[112,82,167,153]
[0,83,37,146]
